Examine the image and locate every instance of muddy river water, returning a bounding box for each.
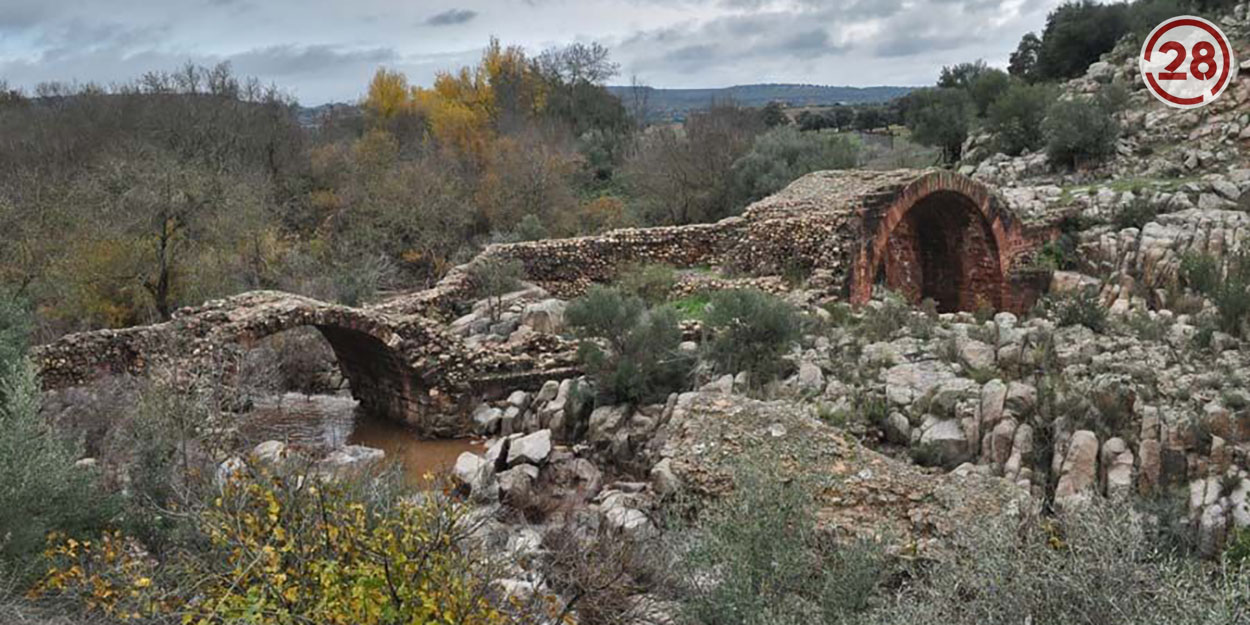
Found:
[239,393,484,483]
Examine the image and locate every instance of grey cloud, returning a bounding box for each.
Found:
[426,9,478,26]
[231,45,397,76]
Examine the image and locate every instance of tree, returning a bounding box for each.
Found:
[731,127,859,204]
[938,60,991,90]
[853,106,888,132]
[987,81,1057,156]
[1035,1,1130,81]
[831,105,855,131]
[760,101,790,128]
[1043,97,1119,169]
[903,88,975,163]
[1009,33,1043,82]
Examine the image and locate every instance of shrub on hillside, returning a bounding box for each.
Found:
[566,286,693,404]
[669,461,887,625]
[859,502,1250,625]
[615,262,677,305]
[1182,251,1250,337]
[987,81,1056,155]
[1043,97,1119,169]
[1049,288,1108,333]
[703,289,802,383]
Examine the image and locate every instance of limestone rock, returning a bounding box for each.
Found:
[1055,430,1099,511]
[520,299,567,334]
[885,360,956,406]
[506,429,552,467]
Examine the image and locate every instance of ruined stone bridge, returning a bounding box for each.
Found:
[35,169,1056,431]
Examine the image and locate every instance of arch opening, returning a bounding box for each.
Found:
[237,324,420,425]
[878,190,1003,313]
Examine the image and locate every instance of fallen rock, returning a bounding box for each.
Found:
[507,429,553,467]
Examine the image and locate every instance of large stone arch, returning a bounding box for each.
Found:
[35,292,475,433]
[852,171,1019,312]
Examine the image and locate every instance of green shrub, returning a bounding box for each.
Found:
[703,289,801,383]
[860,501,1250,625]
[731,126,859,204]
[615,262,677,305]
[858,295,910,343]
[566,286,693,404]
[670,461,887,625]
[1182,251,1250,337]
[1112,198,1157,230]
[987,81,1056,155]
[1049,289,1108,333]
[0,297,114,575]
[1043,97,1119,169]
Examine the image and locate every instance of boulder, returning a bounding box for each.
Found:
[885,360,957,406]
[884,412,911,445]
[650,458,680,496]
[520,299,567,335]
[917,418,972,467]
[251,440,289,466]
[588,405,630,443]
[1004,381,1037,417]
[320,445,385,474]
[1055,430,1099,511]
[216,456,246,486]
[957,338,996,371]
[980,379,1007,427]
[472,404,503,434]
[506,429,552,467]
[1100,437,1134,501]
[792,362,825,394]
[1138,439,1161,496]
[497,464,540,500]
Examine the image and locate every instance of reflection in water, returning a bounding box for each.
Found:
[240,393,484,484]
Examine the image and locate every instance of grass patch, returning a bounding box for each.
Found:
[672,292,712,321]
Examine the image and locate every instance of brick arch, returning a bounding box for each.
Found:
[851,171,1017,312]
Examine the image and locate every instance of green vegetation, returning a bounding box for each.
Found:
[1043,97,1120,169]
[0,298,113,577]
[703,289,802,383]
[669,461,887,625]
[470,256,525,322]
[672,292,713,322]
[1182,251,1250,337]
[566,286,693,404]
[987,82,1057,156]
[901,87,975,163]
[615,262,677,305]
[731,126,860,204]
[1049,288,1109,333]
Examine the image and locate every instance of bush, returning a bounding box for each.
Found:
[1182,251,1250,337]
[1112,198,1157,230]
[670,461,887,625]
[987,81,1056,155]
[0,296,114,576]
[566,286,693,404]
[615,262,677,305]
[860,501,1250,625]
[37,468,510,625]
[469,255,525,321]
[731,126,860,204]
[1043,97,1119,169]
[1049,288,1108,333]
[703,289,801,383]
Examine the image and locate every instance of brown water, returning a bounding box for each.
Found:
[240,393,484,483]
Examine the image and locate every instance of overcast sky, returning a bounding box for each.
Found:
[0,0,1066,105]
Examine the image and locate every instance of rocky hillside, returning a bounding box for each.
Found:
[962,4,1250,314]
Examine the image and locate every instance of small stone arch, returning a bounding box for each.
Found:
[852,171,1019,312]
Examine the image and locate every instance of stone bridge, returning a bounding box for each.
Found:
[35,169,1057,431]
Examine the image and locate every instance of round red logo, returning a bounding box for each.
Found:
[1139,15,1236,109]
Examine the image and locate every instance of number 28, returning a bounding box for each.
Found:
[1157,40,1218,80]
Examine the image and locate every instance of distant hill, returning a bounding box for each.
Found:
[606,83,915,122]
